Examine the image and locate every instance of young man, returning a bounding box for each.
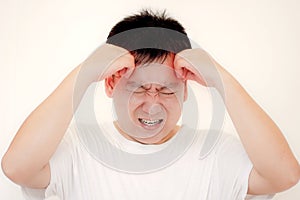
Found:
[2,10,300,200]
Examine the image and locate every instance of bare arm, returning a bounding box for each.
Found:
[1,44,134,188]
[217,66,300,194]
[174,49,300,195]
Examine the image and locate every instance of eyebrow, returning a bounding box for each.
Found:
[126,81,142,88]
[126,81,180,89]
[164,82,180,88]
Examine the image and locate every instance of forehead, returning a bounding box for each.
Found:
[136,53,174,68]
[127,60,179,87]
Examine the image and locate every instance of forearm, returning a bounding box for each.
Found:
[2,65,90,181]
[217,68,300,187]
[175,47,300,192]
[2,44,133,186]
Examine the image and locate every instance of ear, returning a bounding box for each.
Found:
[105,76,116,98]
[183,80,188,102]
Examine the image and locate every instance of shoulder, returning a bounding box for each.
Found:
[191,128,245,160]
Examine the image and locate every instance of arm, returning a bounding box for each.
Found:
[216,66,300,194]
[1,44,134,189]
[174,48,300,195]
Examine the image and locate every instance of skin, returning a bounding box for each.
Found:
[105,55,187,144]
[174,48,300,194]
[1,44,300,195]
[1,44,135,188]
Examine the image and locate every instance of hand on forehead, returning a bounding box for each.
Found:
[108,53,186,95]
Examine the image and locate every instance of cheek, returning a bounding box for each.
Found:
[128,96,142,114]
[129,95,143,105]
[163,99,182,120]
[164,96,183,109]
[113,92,136,116]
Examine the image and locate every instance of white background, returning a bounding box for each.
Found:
[1,0,299,199]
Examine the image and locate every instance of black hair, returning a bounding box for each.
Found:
[106,9,191,65]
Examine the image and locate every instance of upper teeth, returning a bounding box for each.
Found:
[139,119,162,126]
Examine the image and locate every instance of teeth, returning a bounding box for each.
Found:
[139,118,162,126]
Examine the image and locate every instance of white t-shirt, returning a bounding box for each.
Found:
[22,123,274,200]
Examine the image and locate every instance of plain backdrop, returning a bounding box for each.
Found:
[1,0,299,199]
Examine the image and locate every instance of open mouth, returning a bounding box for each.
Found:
[138,118,163,127]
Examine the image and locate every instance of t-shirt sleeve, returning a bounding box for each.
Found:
[21,187,46,200]
[46,128,76,198]
[215,134,274,200]
[21,127,76,200]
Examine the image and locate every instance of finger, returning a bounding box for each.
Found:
[123,67,135,79]
[183,68,190,80]
[117,68,127,77]
[185,71,196,81]
[174,67,185,79]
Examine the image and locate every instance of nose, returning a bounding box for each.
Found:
[142,102,163,115]
[140,84,164,115]
[141,92,163,115]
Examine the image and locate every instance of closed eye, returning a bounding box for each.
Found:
[133,90,146,94]
[131,87,147,94]
[160,92,175,95]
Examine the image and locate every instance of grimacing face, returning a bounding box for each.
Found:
[105,55,188,144]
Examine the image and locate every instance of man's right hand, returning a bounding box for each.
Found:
[80,43,135,83]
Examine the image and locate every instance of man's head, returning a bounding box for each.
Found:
[106,9,191,65]
[105,9,191,144]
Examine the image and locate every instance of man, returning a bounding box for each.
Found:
[2,9,300,200]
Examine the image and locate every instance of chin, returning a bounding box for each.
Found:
[134,128,171,145]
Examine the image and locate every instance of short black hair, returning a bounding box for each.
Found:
[106,9,191,65]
